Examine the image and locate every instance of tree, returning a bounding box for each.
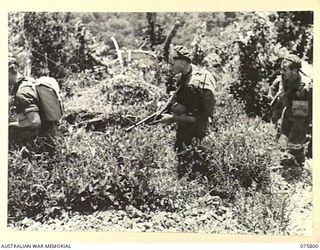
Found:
[9,12,101,80]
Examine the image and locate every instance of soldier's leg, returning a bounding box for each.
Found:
[189,138,209,176]
[281,121,308,180]
[287,143,305,166]
[9,128,38,145]
[175,143,188,179]
[174,136,193,179]
[287,121,308,166]
[279,111,296,167]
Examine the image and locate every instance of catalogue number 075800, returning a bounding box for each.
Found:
[300,244,319,249]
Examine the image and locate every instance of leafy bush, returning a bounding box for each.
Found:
[191,21,209,66]
[9,12,103,80]
[276,12,313,63]
[22,12,74,79]
[8,125,177,222]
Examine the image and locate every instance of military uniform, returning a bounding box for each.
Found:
[279,74,312,165]
[10,76,40,142]
[10,76,60,146]
[173,64,216,177]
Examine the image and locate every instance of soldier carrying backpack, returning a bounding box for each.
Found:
[8,58,63,144]
[159,46,216,179]
[267,54,312,179]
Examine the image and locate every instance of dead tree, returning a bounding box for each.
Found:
[162,21,183,61]
[146,13,156,48]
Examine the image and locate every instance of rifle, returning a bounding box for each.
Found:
[253,91,282,130]
[124,86,181,132]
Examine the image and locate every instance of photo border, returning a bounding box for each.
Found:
[1,0,319,243]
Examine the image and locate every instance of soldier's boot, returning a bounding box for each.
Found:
[288,145,305,167]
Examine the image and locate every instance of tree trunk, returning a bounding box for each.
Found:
[146,13,156,48]
[163,21,183,61]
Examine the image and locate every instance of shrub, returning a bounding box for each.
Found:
[8,125,176,222]
[9,12,103,80]
[191,21,209,66]
[232,188,291,234]
[177,92,284,201]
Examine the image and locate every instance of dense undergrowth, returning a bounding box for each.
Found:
[8,69,293,234]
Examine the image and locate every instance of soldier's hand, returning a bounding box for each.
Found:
[160,114,174,125]
[172,103,186,116]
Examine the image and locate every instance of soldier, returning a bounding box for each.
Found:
[9,59,41,142]
[274,54,312,176]
[8,58,63,148]
[160,46,216,178]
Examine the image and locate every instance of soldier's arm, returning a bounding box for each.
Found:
[161,102,196,124]
[160,113,196,125]
[171,88,215,124]
[172,114,196,124]
[268,77,281,99]
[161,85,207,125]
